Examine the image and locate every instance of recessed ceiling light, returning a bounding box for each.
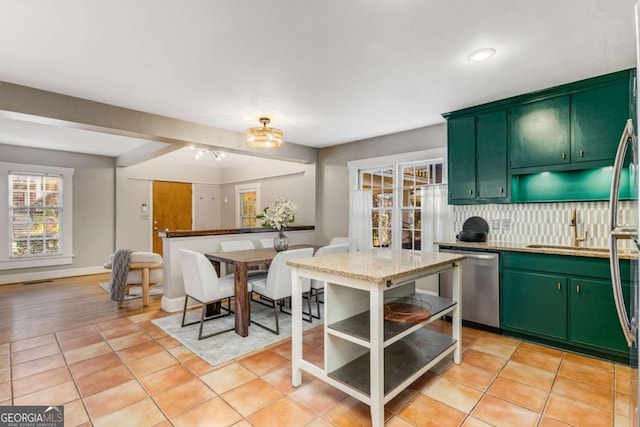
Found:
[467,48,496,62]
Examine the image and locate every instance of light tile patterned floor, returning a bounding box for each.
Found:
[0,312,633,426]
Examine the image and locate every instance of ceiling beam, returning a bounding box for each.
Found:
[0,81,318,164]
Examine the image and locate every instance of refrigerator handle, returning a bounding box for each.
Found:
[608,119,636,347]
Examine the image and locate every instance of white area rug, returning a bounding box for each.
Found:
[152,299,322,367]
[98,282,163,300]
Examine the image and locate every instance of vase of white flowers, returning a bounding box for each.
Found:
[257,196,298,251]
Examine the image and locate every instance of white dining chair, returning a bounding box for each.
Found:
[309,244,349,318]
[329,236,351,247]
[179,249,236,340]
[248,247,314,334]
[219,240,267,276]
[259,238,274,249]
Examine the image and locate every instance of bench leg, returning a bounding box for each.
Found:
[142,268,150,307]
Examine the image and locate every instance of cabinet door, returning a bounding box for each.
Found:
[509,96,571,169]
[569,277,631,354]
[572,80,630,163]
[448,116,476,200]
[502,270,567,341]
[477,110,507,199]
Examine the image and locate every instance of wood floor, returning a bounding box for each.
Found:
[0,273,162,344]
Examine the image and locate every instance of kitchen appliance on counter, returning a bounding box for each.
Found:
[609,5,639,425]
[439,246,500,329]
[456,216,489,242]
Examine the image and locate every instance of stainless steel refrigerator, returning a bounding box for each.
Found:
[609,6,640,424]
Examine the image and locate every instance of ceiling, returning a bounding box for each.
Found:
[0,0,636,162]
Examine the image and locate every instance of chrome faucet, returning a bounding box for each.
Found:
[570,207,587,247]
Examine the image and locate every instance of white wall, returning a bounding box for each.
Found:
[316,123,447,245]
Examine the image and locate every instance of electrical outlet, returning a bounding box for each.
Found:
[501,218,511,231]
[491,219,501,231]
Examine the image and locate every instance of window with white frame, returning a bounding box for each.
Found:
[0,162,74,270]
[235,183,261,228]
[9,172,63,257]
[350,149,445,251]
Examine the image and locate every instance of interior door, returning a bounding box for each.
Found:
[152,181,192,255]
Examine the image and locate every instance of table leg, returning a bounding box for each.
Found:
[291,267,303,387]
[205,260,222,317]
[234,262,249,337]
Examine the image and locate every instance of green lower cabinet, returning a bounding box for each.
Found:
[500,251,631,361]
[569,278,630,355]
[502,270,567,341]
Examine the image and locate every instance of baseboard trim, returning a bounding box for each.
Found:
[162,295,186,313]
[0,266,108,285]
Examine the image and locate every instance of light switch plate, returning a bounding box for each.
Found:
[501,218,511,231]
[491,219,501,231]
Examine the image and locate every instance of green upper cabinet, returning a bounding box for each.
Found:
[572,80,630,163]
[477,110,508,199]
[447,115,476,200]
[509,96,571,169]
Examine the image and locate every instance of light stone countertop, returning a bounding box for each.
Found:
[287,249,466,284]
[436,240,635,260]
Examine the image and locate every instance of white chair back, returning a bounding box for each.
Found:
[259,238,274,248]
[329,237,351,247]
[220,240,255,252]
[179,249,223,303]
[265,247,313,300]
[311,244,349,289]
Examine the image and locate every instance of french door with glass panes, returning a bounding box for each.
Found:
[358,160,442,250]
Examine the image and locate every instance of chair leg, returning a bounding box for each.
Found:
[181,295,190,327]
[311,288,321,319]
[249,295,281,335]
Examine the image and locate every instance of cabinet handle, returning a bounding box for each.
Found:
[562,152,566,160]
[580,149,584,157]
[499,187,504,194]
[469,189,473,195]
[576,284,580,293]
[557,282,561,290]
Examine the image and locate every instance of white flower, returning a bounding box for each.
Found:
[258,196,298,230]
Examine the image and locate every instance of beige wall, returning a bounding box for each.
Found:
[316,123,447,244]
[0,143,115,280]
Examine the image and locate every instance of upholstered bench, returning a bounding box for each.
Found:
[104,251,163,307]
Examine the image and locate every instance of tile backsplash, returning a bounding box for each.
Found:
[453,201,634,248]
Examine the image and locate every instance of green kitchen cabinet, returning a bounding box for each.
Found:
[447,115,476,200]
[502,269,567,341]
[476,110,508,199]
[447,110,508,203]
[572,79,630,164]
[569,277,631,354]
[509,96,571,169]
[501,251,631,360]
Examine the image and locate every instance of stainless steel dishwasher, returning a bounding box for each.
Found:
[439,247,500,329]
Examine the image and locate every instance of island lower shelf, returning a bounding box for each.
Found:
[327,328,456,396]
[327,294,458,344]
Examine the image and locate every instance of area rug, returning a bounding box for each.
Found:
[151,299,323,367]
[98,282,163,300]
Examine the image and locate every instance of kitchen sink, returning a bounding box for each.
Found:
[526,244,609,253]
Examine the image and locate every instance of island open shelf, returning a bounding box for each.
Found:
[327,293,458,344]
[288,249,465,427]
[328,328,456,396]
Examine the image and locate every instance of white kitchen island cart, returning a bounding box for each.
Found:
[288,249,465,427]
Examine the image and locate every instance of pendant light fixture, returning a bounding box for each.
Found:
[246,117,283,149]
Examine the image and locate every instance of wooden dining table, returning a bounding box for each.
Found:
[205,244,317,337]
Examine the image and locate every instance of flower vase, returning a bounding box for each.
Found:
[273,229,289,252]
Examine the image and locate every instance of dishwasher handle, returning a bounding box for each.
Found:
[440,249,498,261]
